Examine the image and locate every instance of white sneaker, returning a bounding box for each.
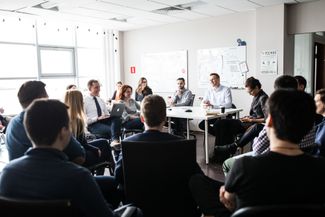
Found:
[110,140,121,151]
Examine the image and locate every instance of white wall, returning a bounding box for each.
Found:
[122,11,257,116]
[288,0,325,34]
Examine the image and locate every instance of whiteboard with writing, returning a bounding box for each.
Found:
[142,50,187,93]
[197,46,247,88]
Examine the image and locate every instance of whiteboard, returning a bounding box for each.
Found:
[142,50,187,93]
[197,46,247,88]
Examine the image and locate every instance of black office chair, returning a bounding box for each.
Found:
[231,204,325,217]
[121,139,201,217]
[121,128,144,140]
[0,196,77,217]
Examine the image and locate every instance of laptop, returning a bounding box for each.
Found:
[110,103,125,117]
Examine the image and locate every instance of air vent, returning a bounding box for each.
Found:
[33,1,59,12]
[151,0,207,15]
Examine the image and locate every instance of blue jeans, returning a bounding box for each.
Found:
[123,118,144,130]
[88,116,122,141]
[95,176,122,209]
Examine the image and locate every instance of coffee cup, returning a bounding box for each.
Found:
[220,106,225,113]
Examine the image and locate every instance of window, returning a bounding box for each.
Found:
[39,47,75,76]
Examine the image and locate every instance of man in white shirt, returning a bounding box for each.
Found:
[199,73,232,135]
[168,77,193,136]
[84,79,122,149]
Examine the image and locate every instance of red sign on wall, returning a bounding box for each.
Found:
[130,66,136,74]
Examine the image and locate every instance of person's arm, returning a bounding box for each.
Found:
[174,90,193,107]
[72,171,116,217]
[222,87,232,109]
[63,136,86,165]
[252,126,270,155]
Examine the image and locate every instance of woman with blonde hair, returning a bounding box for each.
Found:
[135,77,152,102]
[64,89,113,175]
[117,85,144,130]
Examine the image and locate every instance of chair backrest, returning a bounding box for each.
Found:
[189,94,196,106]
[121,139,199,217]
[0,196,77,217]
[231,204,325,217]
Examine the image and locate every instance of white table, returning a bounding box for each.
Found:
[166,106,242,164]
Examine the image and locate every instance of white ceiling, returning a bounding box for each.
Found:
[0,0,318,31]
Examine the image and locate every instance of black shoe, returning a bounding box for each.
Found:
[215,143,238,156]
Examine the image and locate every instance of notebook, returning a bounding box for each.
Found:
[110,103,125,117]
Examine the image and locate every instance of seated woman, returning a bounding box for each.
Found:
[135,77,153,102]
[64,89,113,175]
[117,85,144,131]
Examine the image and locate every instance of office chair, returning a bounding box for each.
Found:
[188,94,196,139]
[121,128,144,140]
[231,204,325,217]
[121,139,201,217]
[0,196,77,217]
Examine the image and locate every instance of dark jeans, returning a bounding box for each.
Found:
[236,123,264,148]
[123,118,144,130]
[189,174,231,217]
[171,118,187,135]
[88,116,122,141]
[95,176,123,209]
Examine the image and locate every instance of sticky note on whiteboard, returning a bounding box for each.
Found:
[239,61,249,73]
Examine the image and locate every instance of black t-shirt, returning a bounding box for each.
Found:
[225,152,325,209]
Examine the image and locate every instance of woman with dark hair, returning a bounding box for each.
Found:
[118,85,144,130]
[213,77,269,159]
[135,77,153,102]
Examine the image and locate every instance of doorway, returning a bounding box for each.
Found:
[314,42,325,92]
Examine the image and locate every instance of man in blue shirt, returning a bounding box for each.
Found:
[6,81,85,164]
[0,99,120,217]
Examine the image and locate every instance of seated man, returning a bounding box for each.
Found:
[84,79,122,149]
[168,77,193,136]
[189,89,325,217]
[6,81,85,165]
[315,88,325,156]
[115,94,203,185]
[0,99,120,217]
[198,73,232,136]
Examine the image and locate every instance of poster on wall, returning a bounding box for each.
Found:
[260,50,277,74]
[142,50,187,93]
[197,46,247,89]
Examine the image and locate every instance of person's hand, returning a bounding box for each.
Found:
[219,185,236,211]
[240,117,252,123]
[98,115,109,120]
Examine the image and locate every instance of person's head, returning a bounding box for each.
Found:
[87,79,101,96]
[294,75,307,91]
[66,84,77,90]
[24,99,71,150]
[315,88,325,116]
[116,81,122,89]
[138,77,148,88]
[18,81,48,109]
[266,89,315,144]
[176,78,185,90]
[245,77,262,96]
[209,73,220,88]
[118,85,133,100]
[140,95,166,129]
[274,75,298,90]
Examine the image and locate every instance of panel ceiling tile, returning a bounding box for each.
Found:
[61,7,119,19]
[99,0,166,11]
[170,11,209,20]
[148,0,200,6]
[249,0,296,6]
[0,0,44,10]
[202,0,260,11]
[191,4,234,16]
